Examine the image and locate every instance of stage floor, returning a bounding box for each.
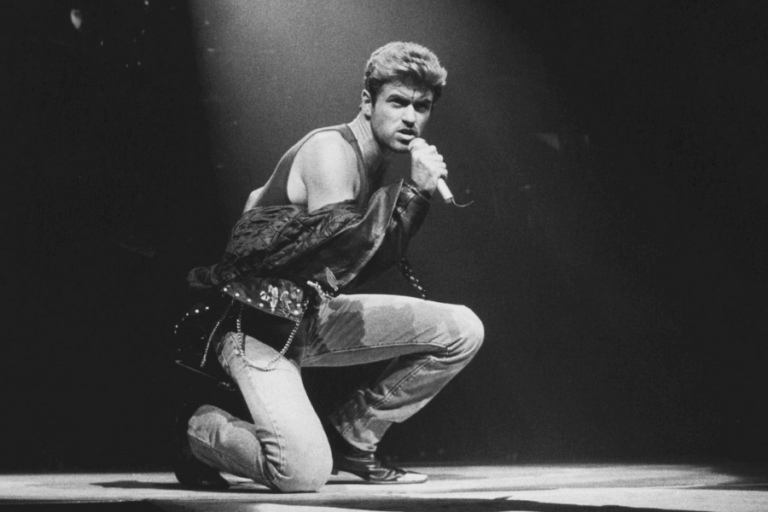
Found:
[2,463,768,511]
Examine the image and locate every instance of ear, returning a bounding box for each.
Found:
[361,89,373,119]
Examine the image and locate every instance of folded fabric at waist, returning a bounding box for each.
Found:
[221,275,307,322]
[216,302,308,357]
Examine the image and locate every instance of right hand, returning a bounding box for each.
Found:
[408,138,447,195]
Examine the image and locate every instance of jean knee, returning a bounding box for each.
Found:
[455,305,484,356]
[270,441,333,493]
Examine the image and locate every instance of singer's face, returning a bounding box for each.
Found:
[363,81,434,153]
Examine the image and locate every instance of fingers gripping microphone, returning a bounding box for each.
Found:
[408,139,472,207]
[408,138,453,203]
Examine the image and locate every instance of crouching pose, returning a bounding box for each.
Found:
[174,41,484,492]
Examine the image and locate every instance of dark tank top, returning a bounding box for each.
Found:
[256,124,371,211]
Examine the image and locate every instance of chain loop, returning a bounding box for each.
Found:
[234,300,307,372]
[399,257,427,300]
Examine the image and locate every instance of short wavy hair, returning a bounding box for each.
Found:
[364,42,447,104]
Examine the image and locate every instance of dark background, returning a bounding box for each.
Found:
[2,0,767,471]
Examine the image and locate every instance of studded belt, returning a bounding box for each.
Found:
[220,276,308,323]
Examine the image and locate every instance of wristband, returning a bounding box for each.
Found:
[403,179,432,201]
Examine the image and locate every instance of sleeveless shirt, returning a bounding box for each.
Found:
[256,125,371,211]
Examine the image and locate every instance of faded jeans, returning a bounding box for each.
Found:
[187,293,484,492]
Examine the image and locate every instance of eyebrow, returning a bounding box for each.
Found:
[386,91,433,105]
[386,91,411,101]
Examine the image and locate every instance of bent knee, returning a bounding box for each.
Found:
[269,445,333,493]
[454,305,484,354]
[271,473,328,493]
[271,466,331,493]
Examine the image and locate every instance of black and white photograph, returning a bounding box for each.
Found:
[2,1,767,510]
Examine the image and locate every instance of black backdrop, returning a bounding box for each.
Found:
[3,0,767,471]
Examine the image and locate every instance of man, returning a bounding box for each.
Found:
[176,42,484,493]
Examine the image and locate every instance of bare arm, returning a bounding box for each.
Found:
[292,131,360,212]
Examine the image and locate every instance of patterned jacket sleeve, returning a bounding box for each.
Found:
[278,179,430,291]
[187,180,430,294]
[340,180,431,291]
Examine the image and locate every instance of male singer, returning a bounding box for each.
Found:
[177,42,484,492]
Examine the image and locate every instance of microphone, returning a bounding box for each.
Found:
[408,138,453,203]
[435,179,454,204]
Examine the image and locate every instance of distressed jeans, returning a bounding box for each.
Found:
[187,293,484,492]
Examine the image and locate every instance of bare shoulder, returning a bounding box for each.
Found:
[296,130,356,168]
[294,130,358,185]
[291,129,359,210]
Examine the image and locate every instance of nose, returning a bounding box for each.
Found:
[401,105,416,125]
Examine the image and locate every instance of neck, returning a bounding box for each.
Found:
[348,112,390,175]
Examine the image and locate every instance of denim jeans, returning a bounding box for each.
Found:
[187,293,483,492]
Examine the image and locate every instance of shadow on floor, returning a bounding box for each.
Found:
[93,480,272,495]
[0,499,709,512]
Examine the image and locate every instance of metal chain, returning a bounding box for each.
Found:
[234,301,306,372]
[399,257,427,300]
